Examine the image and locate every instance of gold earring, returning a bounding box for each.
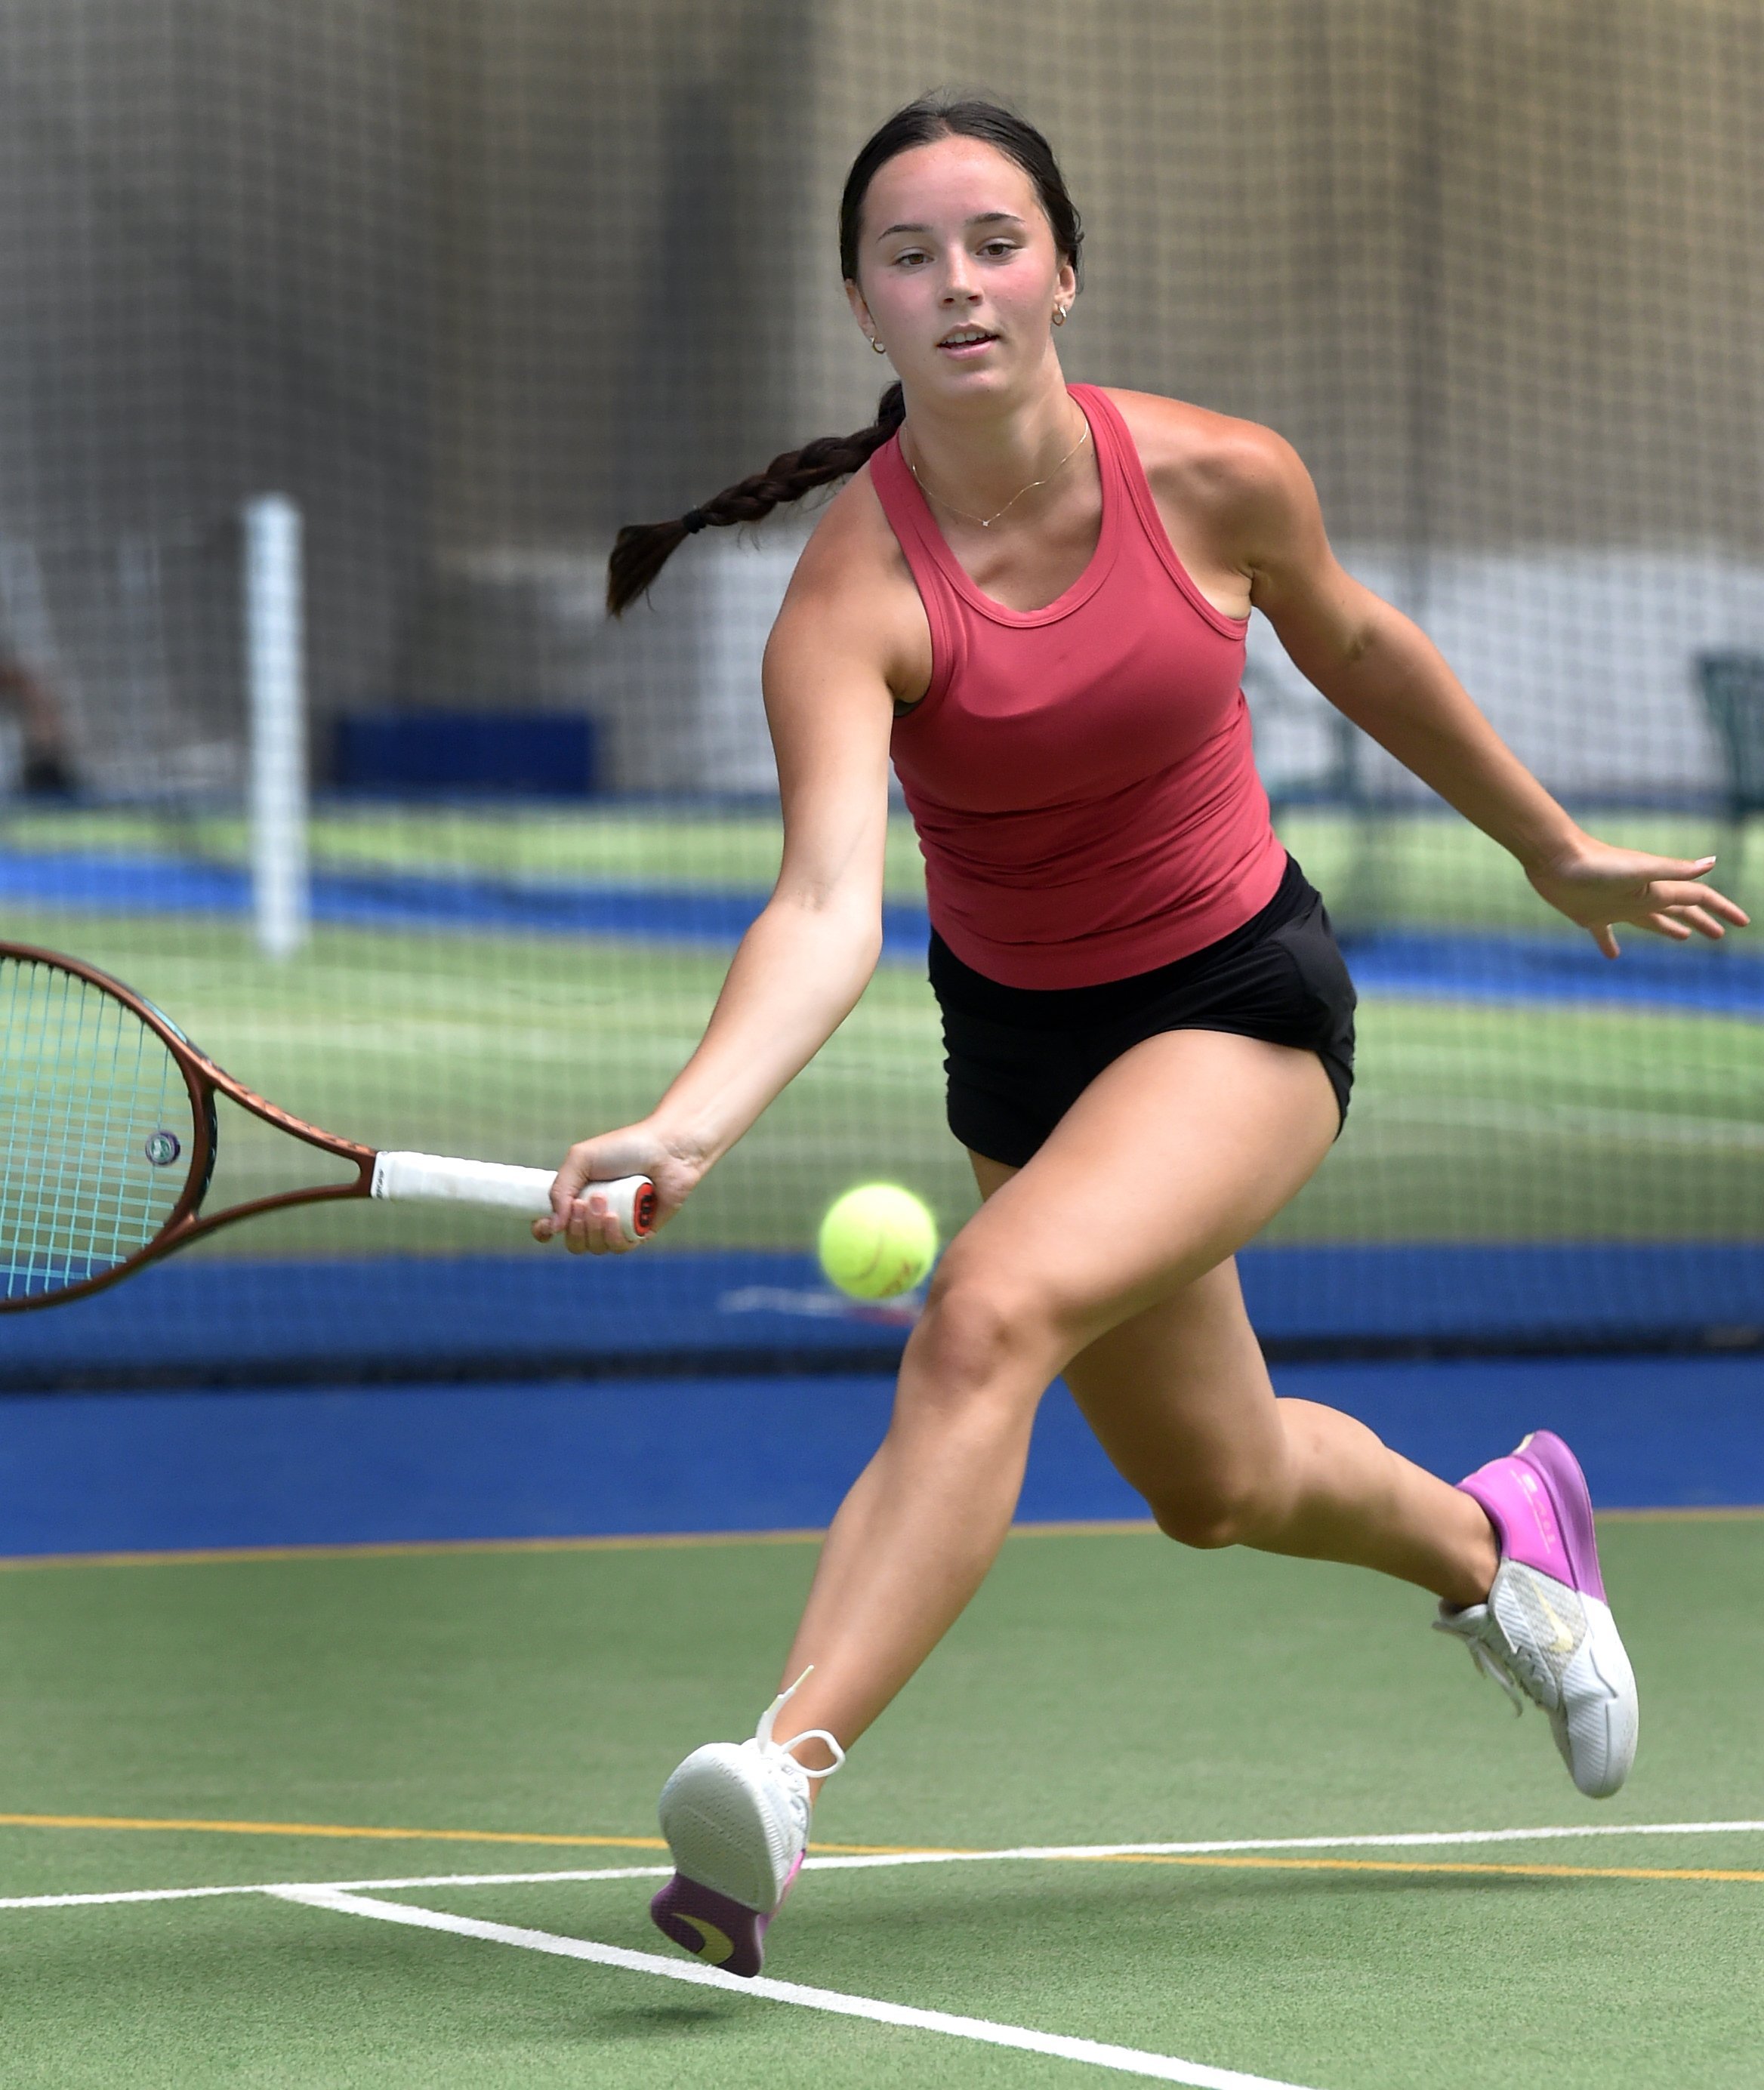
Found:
[1053,306,1068,326]
[871,337,887,354]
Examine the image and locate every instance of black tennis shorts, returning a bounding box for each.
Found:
[930,854,1356,1170]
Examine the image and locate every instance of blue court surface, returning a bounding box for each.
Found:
[1,1353,1759,1558]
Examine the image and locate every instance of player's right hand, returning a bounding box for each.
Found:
[535,1121,701,1255]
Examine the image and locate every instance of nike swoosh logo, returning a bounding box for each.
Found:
[675,1913,736,1965]
[1534,1590,1581,1654]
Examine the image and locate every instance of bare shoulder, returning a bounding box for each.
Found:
[782,464,905,600]
[1102,388,1307,516]
[1102,387,1331,598]
[766,464,931,705]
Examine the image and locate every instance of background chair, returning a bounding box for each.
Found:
[1695,650,1764,890]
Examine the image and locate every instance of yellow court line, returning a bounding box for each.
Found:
[1596,1505,1764,1522]
[4,1505,1761,1574]
[5,1815,1761,1883]
[0,1811,911,1857]
[0,1813,666,1849]
[1084,1851,1764,1886]
[1004,1518,1162,1539]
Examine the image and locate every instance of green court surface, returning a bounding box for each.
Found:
[3,1520,1762,2087]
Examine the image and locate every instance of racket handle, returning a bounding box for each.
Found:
[371,1151,657,1241]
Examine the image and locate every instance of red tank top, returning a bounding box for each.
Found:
[875,384,1285,989]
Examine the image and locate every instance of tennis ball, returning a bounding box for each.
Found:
[817,1182,939,1300]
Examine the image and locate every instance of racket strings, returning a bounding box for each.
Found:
[20,967,176,1287]
[1,957,189,1300]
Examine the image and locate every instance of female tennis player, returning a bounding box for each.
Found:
[539,97,1746,1977]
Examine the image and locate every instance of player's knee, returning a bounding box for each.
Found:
[1149,1472,1272,1551]
[905,1259,1058,1405]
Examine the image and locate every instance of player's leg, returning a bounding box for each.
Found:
[1038,1244,1496,1601]
[650,1028,1626,1974]
[774,1029,1500,1760]
[1031,1161,1631,1804]
[652,1028,1337,1971]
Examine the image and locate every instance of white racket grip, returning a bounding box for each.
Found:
[371,1151,655,1240]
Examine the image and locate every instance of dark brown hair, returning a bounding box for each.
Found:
[606,93,1084,615]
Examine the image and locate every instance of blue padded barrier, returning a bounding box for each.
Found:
[5,1242,1763,1391]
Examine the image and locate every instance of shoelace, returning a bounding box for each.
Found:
[1463,1635,1530,1718]
[752,1666,847,1782]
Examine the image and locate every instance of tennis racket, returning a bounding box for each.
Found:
[0,941,655,1312]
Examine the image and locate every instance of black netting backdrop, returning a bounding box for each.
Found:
[2,0,1762,1382]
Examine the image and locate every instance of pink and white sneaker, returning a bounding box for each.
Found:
[649,1669,843,1978]
[1435,1429,1638,1798]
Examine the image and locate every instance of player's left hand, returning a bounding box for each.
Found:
[1526,836,1750,957]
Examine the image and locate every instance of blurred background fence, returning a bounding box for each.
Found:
[4,0,1763,1384]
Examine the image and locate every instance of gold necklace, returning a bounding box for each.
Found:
[904,414,1091,529]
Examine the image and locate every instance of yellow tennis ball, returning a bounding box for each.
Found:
[817,1183,939,1300]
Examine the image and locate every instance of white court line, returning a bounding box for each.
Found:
[5,1818,1763,1912]
[271,1885,1322,2090]
[799,1818,1764,1873]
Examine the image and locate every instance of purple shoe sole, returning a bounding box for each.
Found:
[1457,1427,1605,1601]
[649,1872,772,1979]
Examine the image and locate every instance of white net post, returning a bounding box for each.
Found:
[243,494,310,957]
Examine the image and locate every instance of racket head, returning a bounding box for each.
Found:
[1,944,214,1310]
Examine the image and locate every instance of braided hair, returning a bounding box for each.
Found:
[606,93,1084,615]
[606,388,905,615]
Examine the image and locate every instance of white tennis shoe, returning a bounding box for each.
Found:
[1436,1429,1638,1798]
[649,1669,843,1978]
[1435,1558,1637,1798]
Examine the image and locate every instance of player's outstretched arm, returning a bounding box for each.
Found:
[1232,425,1749,957]
[541,527,901,1254]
